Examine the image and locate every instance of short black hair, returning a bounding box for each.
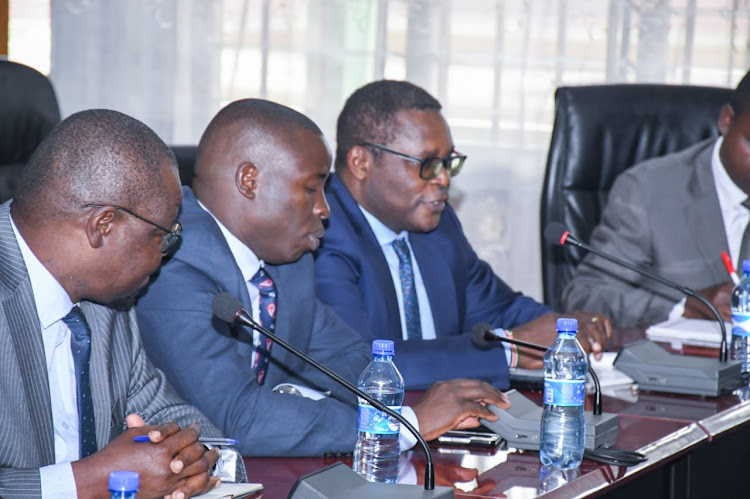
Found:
[195,98,322,174]
[14,109,176,223]
[335,80,441,170]
[731,69,750,116]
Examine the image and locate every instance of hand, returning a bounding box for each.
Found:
[512,312,612,369]
[71,416,220,499]
[684,281,733,321]
[411,379,510,442]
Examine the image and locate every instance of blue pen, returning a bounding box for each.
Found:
[133,435,239,446]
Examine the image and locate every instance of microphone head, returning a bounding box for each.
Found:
[212,293,243,324]
[544,222,570,246]
[471,322,495,350]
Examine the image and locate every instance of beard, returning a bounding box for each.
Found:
[106,285,148,312]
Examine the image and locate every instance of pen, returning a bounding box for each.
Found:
[133,435,239,446]
[721,251,740,285]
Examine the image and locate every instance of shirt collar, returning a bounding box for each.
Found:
[197,199,262,281]
[10,214,74,329]
[358,205,410,247]
[713,136,748,208]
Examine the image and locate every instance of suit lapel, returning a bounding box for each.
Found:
[685,143,730,281]
[409,232,458,337]
[0,204,55,465]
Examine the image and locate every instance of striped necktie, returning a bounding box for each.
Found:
[392,238,422,340]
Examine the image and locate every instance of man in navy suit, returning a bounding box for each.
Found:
[314,80,612,390]
[137,98,511,457]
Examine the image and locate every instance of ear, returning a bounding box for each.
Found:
[345,145,372,181]
[85,206,118,249]
[236,162,259,200]
[718,104,735,136]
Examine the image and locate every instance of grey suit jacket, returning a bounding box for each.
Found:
[136,187,371,457]
[0,201,242,498]
[562,139,729,328]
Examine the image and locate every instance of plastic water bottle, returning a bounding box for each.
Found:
[109,471,139,499]
[539,318,587,469]
[731,260,750,373]
[352,339,403,483]
[537,464,581,493]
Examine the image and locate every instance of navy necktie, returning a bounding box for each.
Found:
[250,268,276,384]
[392,238,422,340]
[62,307,97,458]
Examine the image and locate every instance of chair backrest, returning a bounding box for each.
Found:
[0,61,60,203]
[540,83,733,312]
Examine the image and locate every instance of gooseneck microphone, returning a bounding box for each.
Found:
[470,323,603,415]
[211,293,438,491]
[544,222,729,362]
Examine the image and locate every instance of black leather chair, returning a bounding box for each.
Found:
[540,84,733,312]
[0,61,60,202]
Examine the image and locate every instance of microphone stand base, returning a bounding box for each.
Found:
[288,462,455,499]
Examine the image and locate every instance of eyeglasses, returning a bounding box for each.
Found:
[85,204,182,254]
[360,142,466,180]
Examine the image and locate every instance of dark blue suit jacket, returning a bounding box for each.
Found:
[136,187,371,457]
[314,174,550,390]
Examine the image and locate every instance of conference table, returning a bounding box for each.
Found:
[241,330,750,497]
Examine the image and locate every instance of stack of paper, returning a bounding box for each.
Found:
[645,316,730,349]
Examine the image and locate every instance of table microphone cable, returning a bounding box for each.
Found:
[583,447,647,467]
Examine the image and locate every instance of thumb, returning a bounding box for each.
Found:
[126,413,147,428]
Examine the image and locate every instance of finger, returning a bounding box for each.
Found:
[172,472,220,499]
[170,441,209,474]
[159,423,203,455]
[147,420,182,443]
[176,447,220,478]
[126,413,147,428]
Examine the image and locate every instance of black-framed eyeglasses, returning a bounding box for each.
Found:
[85,204,182,254]
[360,142,467,180]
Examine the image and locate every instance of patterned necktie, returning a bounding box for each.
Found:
[739,198,750,265]
[250,268,276,384]
[62,307,97,458]
[392,238,422,340]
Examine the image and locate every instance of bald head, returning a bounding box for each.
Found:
[192,98,331,264]
[14,109,177,226]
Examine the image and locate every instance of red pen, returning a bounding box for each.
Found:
[721,251,740,284]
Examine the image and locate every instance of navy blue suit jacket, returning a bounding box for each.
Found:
[136,187,371,457]
[314,174,550,390]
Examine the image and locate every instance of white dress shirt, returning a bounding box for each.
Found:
[11,216,79,498]
[198,202,420,450]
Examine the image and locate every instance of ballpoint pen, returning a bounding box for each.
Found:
[721,251,740,285]
[133,435,239,446]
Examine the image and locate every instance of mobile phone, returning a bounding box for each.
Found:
[435,429,502,448]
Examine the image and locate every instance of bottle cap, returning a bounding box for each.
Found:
[556,317,578,332]
[743,260,750,274]
[108,471,139,493]
[372,339,395,356]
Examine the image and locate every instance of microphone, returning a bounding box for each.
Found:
[545,223,746,397]
[470,323,602,415]
[469,323,644,466]
[211,293,452,498]
[545,222,729,362]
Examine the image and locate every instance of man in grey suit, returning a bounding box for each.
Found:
[136,99,511,457]
[0,109,241,498]
[563,70,750,328]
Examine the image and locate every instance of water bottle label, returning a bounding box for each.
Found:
[357,404,401,434]
[732,313,750,337]
[543,379,585,406]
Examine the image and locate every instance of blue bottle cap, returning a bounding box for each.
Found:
[743,260,750,274]
[556,318,578,332]
[108,471,139,492]
[372,339,395,356]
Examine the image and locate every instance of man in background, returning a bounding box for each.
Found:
[315,80,612,390]
[0,109,241,498]
[563,70,750,328]
[136,98,511,458]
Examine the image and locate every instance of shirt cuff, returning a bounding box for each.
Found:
[41,463,77,498]
[399,406,419,451]
[669,297,687,320]
[493,328,517,368]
